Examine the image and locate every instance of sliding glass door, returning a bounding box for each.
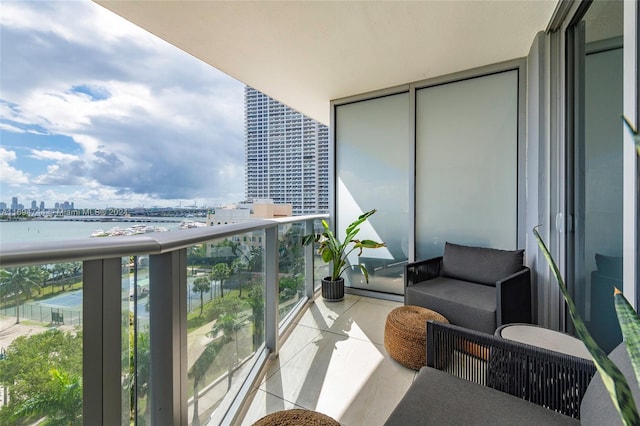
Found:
[567,0,624,353]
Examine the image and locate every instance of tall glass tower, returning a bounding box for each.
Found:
[244,86,329,215]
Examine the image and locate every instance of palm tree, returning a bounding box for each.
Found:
[187,342,218,426]
[210,263,230,299]
[209,312,243,390]
[192,277,211,316]
[246,280,265,351]
[13,368,82,425]
[0,266,44,323]
[230,257,247,298]
[129,327,151,425]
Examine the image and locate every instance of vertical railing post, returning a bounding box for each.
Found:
[83,258,122,425]
[264,226,279,358]
[149,250,187,426]
[305,218,316,300]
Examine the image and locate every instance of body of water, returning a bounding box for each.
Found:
[0,218,186,244]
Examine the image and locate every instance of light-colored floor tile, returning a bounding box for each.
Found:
[258,330,414,425]
[255,324,324,389]
[329,299,400,345]
[295,294,361,331]
[236,388,304,426]
[337,347,415,426]
[358,297,404,308]
[238,295,412,426]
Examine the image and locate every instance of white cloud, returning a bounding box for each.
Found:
[0,1,156,50]
[0,0,246,208]
[0,122,25,133]
[0,147,29,184]
[29,149,79,162]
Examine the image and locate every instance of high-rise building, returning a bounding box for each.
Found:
[31,200,37,209]
[11,197,18,211]
[244,86,329,215]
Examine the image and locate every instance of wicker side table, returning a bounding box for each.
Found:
[252,409,340,426]
[384,305,448,370]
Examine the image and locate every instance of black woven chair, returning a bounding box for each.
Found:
[426,322,596,418]
[385,321,598,425]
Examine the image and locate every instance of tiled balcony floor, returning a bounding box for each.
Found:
[238,294,417,425]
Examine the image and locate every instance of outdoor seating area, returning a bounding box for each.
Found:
[239,292,636,425]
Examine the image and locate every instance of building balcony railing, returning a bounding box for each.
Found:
[0,214,328,425]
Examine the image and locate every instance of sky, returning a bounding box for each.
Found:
[0,0,246,209]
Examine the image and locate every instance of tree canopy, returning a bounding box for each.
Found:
[0,329,82,424]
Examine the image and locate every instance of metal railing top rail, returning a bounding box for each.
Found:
[0,214,328,267]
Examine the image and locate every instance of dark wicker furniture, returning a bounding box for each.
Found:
[385,321,640,425]
[385,321,594,424]
[405,242,531,334]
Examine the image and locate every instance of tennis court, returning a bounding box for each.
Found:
[39,290,83,309]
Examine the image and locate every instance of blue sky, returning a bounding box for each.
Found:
[0,0,246,209]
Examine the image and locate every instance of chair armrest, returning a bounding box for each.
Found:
[496,267,532,326]
[404,256,442,287]
[426,321,596,419]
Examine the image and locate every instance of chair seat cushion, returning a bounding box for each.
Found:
[405,277,496,334]
[384,367,579,425]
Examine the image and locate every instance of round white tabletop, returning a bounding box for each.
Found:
[497,324,592,360]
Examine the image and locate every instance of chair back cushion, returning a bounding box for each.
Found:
[441,242,524,286]
[581,343,640,425]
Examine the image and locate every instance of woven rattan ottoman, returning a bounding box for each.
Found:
[251,409,340,425]
[384,305,448,370]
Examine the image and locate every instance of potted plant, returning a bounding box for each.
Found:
[303,209,385,301]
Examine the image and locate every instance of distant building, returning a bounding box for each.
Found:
[205,200,293,256]
[60,201,74,211]
[31,200,37,209]
[244,86,329,215]
[206,199,292,226]
[40,201,45,210]
[11,197,18,211]
[0,202,6,210]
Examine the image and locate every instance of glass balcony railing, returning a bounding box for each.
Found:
[0,214,327,425]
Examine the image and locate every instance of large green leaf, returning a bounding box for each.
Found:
[533,227,639,425]
[303,209,385,282]
[617,116,640,394]
[622,116,640,156]
[614,289,640,390]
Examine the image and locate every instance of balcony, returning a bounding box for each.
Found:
[3,215,389,425]
[2,0,638,424]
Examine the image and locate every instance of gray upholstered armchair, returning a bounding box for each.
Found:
[405,242,531,334]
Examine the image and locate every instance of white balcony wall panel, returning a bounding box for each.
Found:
[335,92,410,295]
[415,70,519,259]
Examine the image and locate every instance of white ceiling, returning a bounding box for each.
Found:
[96,1,559,125]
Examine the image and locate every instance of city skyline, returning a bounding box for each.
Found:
[0,194,216,212]
[1,1,246,209]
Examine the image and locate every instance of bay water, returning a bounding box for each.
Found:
[0,218,184,244]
